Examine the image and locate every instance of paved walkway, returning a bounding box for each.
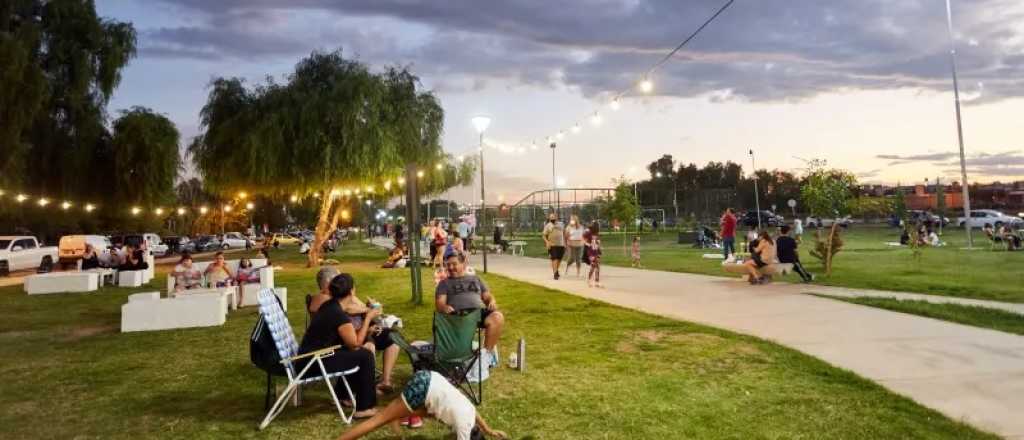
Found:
[371,238,1024,438]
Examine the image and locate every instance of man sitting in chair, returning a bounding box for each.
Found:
[435,252,505,369]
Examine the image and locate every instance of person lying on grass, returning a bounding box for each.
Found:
[336,370,507,440]
[435,252,505,368]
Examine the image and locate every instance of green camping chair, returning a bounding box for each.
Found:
[391,310,484,404]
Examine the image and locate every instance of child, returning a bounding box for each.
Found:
[588,236,603,288]
[337,370,507,440]
[630,236,641,268]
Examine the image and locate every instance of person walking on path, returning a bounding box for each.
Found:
[720,208,737,259]
[776,225,813,282]
[630,236,641,268]
[542,213,567,280]
[564,215,586,277]
[587,234,603,288]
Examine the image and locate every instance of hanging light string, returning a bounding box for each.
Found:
[0,160,460,217]
[448,0,737,159]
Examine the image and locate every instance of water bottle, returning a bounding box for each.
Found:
[517,337,526,372]
[508,351,518,369]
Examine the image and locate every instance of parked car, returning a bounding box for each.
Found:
[220,232,252,249]
[58,235,115,268]
[907,210,950,227]
[113,233,169,257]
[741,210,784,228]
[268,233,299,245]
[161,236,188,255]
[804,216,852,228]
[956,209,1024,229]
[182,235,220,254]
[0,236,58,275]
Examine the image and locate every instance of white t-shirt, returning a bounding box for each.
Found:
[424,371,476,440]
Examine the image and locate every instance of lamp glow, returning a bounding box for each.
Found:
[365,200,372,206]
[435,163,443,170]
[398,177,406,185]
[471,116,491,134]
[556,131,565,140]
[290,195,298,203]
[223,205,232,212]
[85,204,95,213]
[61,201,72,210]
[590,113,602,126]
[0,189,4,196]
[177,207,186,215]
[199,206,208,214]
[366,186,374,193]
[571,123,581,134]
[37,198,49,207]
[238,191,248,199]
[640,78,653,93]
[245,202,254,210]
[610,98,621,110]
[531,142,538,150]
[16,194,27,203]
[344,189,352,197]
[416,170,424,178]
[384,181,392,190]
[330,188,341,197]
[131,207,141,216]
[341,209,351,220]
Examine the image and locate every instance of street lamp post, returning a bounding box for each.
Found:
[550,142,558,216]
[944,0,973,248]
[472,116,491,273]
[749,149,762,230]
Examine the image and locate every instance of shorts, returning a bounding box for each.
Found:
[373,327,395,350]
[479,308,496,329]
[401,370,432,411]
[548,246,566,260]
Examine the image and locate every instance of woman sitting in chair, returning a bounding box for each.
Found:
[309,268,400,396]
[381,245,405,269]
[298,273,379,418]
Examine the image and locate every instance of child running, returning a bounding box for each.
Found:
[630,236,641,268]
[588,236,603,288]
[336,370,508,440]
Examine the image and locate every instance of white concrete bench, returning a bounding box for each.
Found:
[24,272,100,295]
[118,270,146,287]
[171,286,237,315]
[241,287,287,310]
[121,291,226,332]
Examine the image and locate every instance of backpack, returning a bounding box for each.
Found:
[250,295,286,376]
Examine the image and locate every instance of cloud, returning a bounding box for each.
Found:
[876,151,957,165]
[145,0,1024,102]
[856,168,882,179]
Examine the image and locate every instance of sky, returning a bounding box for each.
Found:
[96,0,1024,203]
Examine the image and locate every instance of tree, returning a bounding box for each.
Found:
[110,107,181,206]
[800,160,857,275]
[597,179,640,254]
[935,179,946,233]
[893,185,908,221]
[190,50,471,266]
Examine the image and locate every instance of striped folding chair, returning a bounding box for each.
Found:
[256,288,359,430]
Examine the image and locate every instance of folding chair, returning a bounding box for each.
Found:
[255,289,360,430]
[391,310,485,405]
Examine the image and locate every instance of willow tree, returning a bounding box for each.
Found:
[190,50,472,266]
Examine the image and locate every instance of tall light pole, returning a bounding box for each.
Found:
[944,0,973,247]
[550,142,558,216]
[472,116,492,273]
[749,149,762,230]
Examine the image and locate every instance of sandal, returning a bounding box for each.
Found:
[376,383,395,394]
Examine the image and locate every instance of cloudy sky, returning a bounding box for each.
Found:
[97,0,1024,203]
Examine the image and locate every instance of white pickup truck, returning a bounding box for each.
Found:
[0,236,59,275]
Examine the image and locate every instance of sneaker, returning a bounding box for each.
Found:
[408,415,423,429]
[554,271,560,280]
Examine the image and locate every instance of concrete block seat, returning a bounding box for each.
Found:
[118,270,146,287]
[171,286,237,315]
[120,291,226,332]
[25,272,100,295]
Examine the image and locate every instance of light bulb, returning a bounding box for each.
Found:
[571,123,581,134]
[37,198,49,207]
[435,163,443,170]
[640,78,653,93]
[61,201,72,210]
[85,204,95,213]
[131,207,141,215]
[155,208,164,215]
[290,195,298,203]
[417,170,425,178]
[177,207,186,215]
[199,206,208,214]
[16,194,27,203]
[556,131,565,140]
[223,205,232,212]
[590,113,602,126]
[531,142,539,150]
[610,99,621,111]
[245,202,254,210]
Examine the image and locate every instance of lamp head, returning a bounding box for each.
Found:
[471,116,491,134]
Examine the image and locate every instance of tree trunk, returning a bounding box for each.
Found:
[308,191,335,268]
[825,222,838,275]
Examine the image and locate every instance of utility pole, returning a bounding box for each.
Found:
[945,0,973,247]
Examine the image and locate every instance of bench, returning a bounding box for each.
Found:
[121,291,227,332]
[24,272,100,294]
[167,258,271,307]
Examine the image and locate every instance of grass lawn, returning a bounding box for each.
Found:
[506,225,1024,303]
[813,294,1024,336]
[0,241,997,439]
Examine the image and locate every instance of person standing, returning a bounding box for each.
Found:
[587,234,603,288]
[720,208,737,259]
[564,215,586,277]
[457,217,472,255]
[775,225,813,282]
[542,213,566,280]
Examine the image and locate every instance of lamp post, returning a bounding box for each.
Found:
[944,0,973,248]
[550,142,558,216]
[749,149,762,230]
[472,116,491,273]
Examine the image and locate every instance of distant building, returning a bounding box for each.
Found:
[905,184,963,210]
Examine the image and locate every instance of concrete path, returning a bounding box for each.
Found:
[372,238,1024,438]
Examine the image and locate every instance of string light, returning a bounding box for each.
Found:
[85,204,95,213]
[245,202,254,210]
[154,207,164,215]
[590,113,603,126]
[330,188,341,197]
[61,201,72,210]
[531,142,539,150]
[435,163,443,170]
[199,206,209,214]
[289,194,298,203]
[556,131,565,140]
[398,177,406,185]
[366,186,374,193]
[131,207,141,216]
[223,205,232,212]
[610,98,621,111]
[416,170,424,178]
[344,189,353,197]
[16,194,27,203]
[639,78,654,93]
[37,198,49,207]
[571,123,581,134]
[238,191,248,199]
[384,180,392,190]
[177,207,186,215]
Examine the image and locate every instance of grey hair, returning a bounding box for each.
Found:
[317,266,340,290]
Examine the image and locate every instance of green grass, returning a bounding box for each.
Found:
[813,294,1024,336]
[0,241,997,439]
[507,225,1024,302]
